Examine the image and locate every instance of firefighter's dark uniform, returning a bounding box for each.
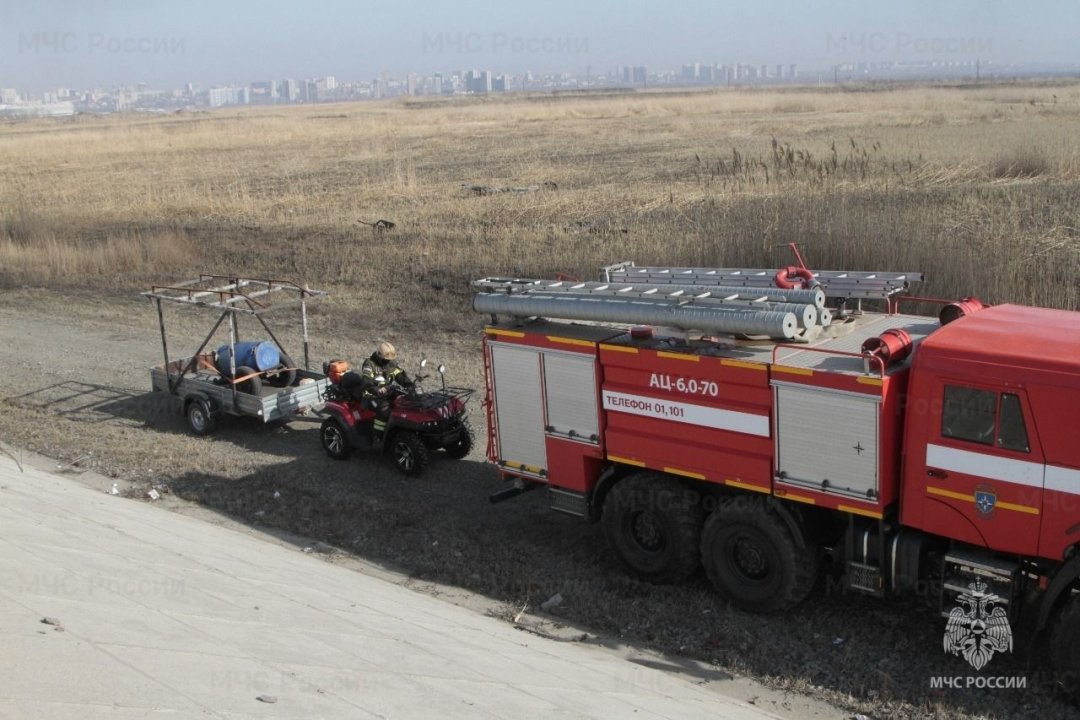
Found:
[359,352,412,433]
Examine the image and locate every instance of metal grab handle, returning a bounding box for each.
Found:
[927,468,949,479]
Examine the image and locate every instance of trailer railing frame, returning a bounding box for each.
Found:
[142,274,328,397]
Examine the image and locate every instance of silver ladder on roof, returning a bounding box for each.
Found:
[602,261,923,300]
[472,276,833,341]
[472,276,827,309]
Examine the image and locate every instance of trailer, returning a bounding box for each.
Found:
[473,260,1080,676]
[144,275,329,435]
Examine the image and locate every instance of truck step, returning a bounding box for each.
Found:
[940,550,1018,618]
[846,561,885,596]
[942,549,1019,579]
[549,487,587,517]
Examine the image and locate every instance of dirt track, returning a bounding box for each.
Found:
[0,287,1074,720]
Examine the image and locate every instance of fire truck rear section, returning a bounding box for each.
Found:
[473,263,1080,674]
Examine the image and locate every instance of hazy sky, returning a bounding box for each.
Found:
[2,1,1077,91]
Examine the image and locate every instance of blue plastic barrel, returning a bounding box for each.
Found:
[215,341,281,374]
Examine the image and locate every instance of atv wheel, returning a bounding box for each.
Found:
[186,399,217,436]
[320,418,352,460]
[391,431,429,477]
[443,424,474,459]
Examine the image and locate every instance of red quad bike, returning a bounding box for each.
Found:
[319,359,474,476]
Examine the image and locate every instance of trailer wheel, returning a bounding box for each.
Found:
[265,353,297,388]
[320,418,352,460]
[701,497,818,613]
[391,431,429,477]
[443,424,474,459]
[601,472,703,584]
[186,399,217,436]
[1049,595,1080,692]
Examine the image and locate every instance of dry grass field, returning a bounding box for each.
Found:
[1,82,1078,313]
[2,82,1080,720]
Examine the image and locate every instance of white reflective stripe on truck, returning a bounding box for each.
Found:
[602,390,769,437]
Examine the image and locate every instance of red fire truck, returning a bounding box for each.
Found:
[473,260,1080,673]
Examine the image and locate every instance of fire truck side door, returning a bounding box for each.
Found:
[489,343,548,475]
[919,381,1045,556]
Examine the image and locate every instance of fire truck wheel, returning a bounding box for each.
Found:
[601,472,703,584]
[1049,595,1080,688]
[701,498,818,613]
[320,418,353,460]
[443,425,474,459]
[391,431,429,477]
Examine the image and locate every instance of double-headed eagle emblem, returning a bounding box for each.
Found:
[943,579,1013,670]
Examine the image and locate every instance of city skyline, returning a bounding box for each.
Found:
[8,54,1066,118]
[2,1,1079,92]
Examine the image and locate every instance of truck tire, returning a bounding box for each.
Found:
[601,472,703,584]
[1049,594,1080,693]
[265,353,297,388]
[233,366,262,396]
[701,497,819,613]
[320,418,353,460]
[391,431,429,477]
[443,424,474,459]
[186,398,217,436]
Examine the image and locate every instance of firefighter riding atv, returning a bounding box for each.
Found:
[318,358,474,476]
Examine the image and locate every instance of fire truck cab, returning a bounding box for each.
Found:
[901,304,1080,562]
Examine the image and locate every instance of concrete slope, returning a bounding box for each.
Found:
[0,455,784,720]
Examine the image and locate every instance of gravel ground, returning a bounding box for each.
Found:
[0,287,1075,720]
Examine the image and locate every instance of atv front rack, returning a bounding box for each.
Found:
[399,387,474,411]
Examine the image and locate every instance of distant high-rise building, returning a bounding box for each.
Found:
[789,63,797,79]
[207,86,249,107]
[406,73,417,96]
[761,64,769,79]
[632,65,647,84]
[283,79,299,102]
[776,64,784,80]
[251,81,276,99]
[325,76,337,91]
[681,64,696,81]
[433,73,444,95]
[492,74,508,92]
[465,70,492,94]
[622,66,632,84]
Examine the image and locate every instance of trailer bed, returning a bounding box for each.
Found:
[151,357,328,423]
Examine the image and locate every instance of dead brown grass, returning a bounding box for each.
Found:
[0,81,1078,314]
